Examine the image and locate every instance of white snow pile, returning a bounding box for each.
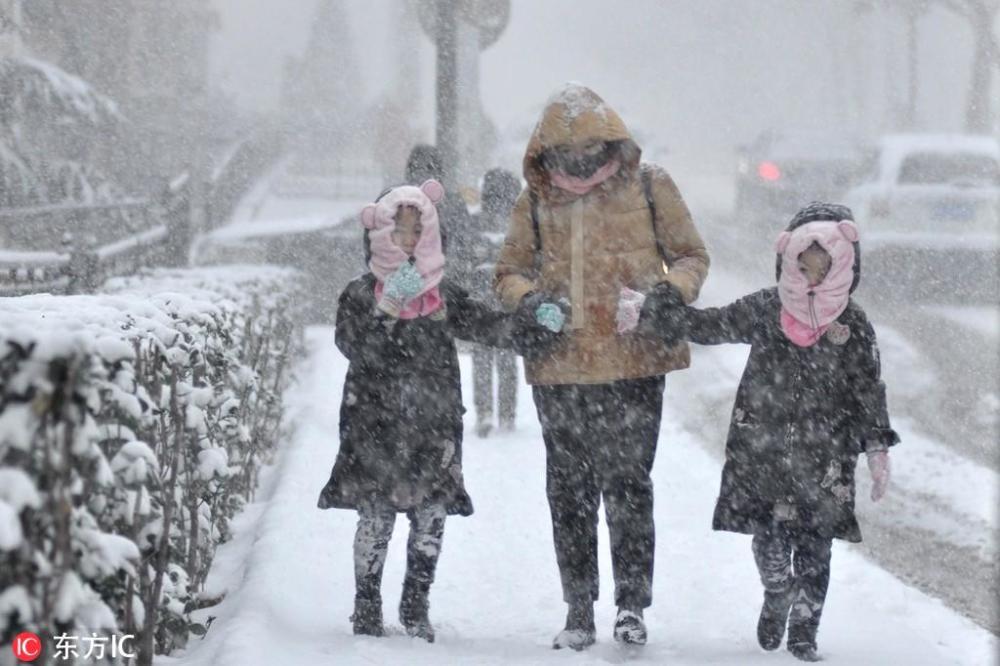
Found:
[0,265,303,662]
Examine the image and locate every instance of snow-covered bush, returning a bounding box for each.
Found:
[0,265,302,664]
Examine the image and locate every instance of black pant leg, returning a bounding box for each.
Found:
[472,345,494,420]
[788,532,833,648]
[534,383,601,603]
[404,502,447,585]
[598,375,664,609]
[354,500,397,599]
[752,523,794,593]
[497,351,518,425]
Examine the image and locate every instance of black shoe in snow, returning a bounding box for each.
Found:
[553,629,596,651]
[476,414,493,438]
[757,588,794,650]
[351,596,384,637]
[787,623,821,661]
[400,578,435,643]
[403,619,435,643]
[552,600,596,651]
[613,609,647,647]
[788,642,822,662]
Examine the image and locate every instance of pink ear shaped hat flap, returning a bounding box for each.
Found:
[775,230,792,255]
[837,220,859,243]
[420,179,445,205]
[360,203,379,230]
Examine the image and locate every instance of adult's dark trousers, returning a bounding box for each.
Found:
[532,374,664,609]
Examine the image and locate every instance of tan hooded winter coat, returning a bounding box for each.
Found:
[495,85,710,385]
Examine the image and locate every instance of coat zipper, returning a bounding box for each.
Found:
[783,356,803,504]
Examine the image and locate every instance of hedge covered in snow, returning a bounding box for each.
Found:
[0,265,303,665]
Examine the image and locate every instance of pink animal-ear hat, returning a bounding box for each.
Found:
[774,202,861,347]
[360,179,447,296]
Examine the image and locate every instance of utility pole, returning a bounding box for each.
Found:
[420,0,510,192]
[434,1,459,191]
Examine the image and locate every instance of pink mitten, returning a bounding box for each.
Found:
[867,450,890,502]
[616,287,647,334]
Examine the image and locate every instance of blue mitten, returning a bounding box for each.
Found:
[384,262,424,299]
[378,263,425,317]
[513,293,566,361]
[535,302,566,333]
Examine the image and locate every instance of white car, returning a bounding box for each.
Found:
[846,134,999,303]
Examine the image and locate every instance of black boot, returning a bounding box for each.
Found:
[351,594,384,637]
[613,607,647,646]
[787,622,821,662]
[552,599,596,651]
[757,587,794,651]
[399,577,435,643]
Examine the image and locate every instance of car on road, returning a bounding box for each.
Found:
[845,134,1000,304]
[734,129,869,231]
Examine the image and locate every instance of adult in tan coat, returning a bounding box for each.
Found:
[495,84,709,650]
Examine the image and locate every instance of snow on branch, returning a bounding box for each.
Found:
[0,56,122,126]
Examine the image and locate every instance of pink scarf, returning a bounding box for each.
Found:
[359,180,447,319]
[549,160,621,195]
[775,220,859,347]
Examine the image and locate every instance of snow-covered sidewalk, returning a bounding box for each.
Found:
[160,326,996,666]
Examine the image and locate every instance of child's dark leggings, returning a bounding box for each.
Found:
[353,499,447,599]
[752,521,833,646]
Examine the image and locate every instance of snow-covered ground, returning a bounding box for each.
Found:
[158,326,997,666]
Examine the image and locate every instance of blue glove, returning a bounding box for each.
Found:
[378,263,425,317]
[384,262,424,301]
[535,302,566,333]
[513,293,567,360]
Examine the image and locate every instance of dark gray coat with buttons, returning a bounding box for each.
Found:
[317,273,517,516]
[646,287,898,542]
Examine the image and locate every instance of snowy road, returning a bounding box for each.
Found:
[159,327,997,666]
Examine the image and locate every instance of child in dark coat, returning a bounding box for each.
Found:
[620,202,899,661]
[317,180,549,643]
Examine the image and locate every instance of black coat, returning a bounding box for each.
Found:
[467,211,507,302]
[317,274,516,516]
[646,287,899,541]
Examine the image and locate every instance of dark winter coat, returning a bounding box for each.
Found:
[317,273,516,516]
[645,288,899,542]
[468,211,506,302]
[470,168,521,302]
